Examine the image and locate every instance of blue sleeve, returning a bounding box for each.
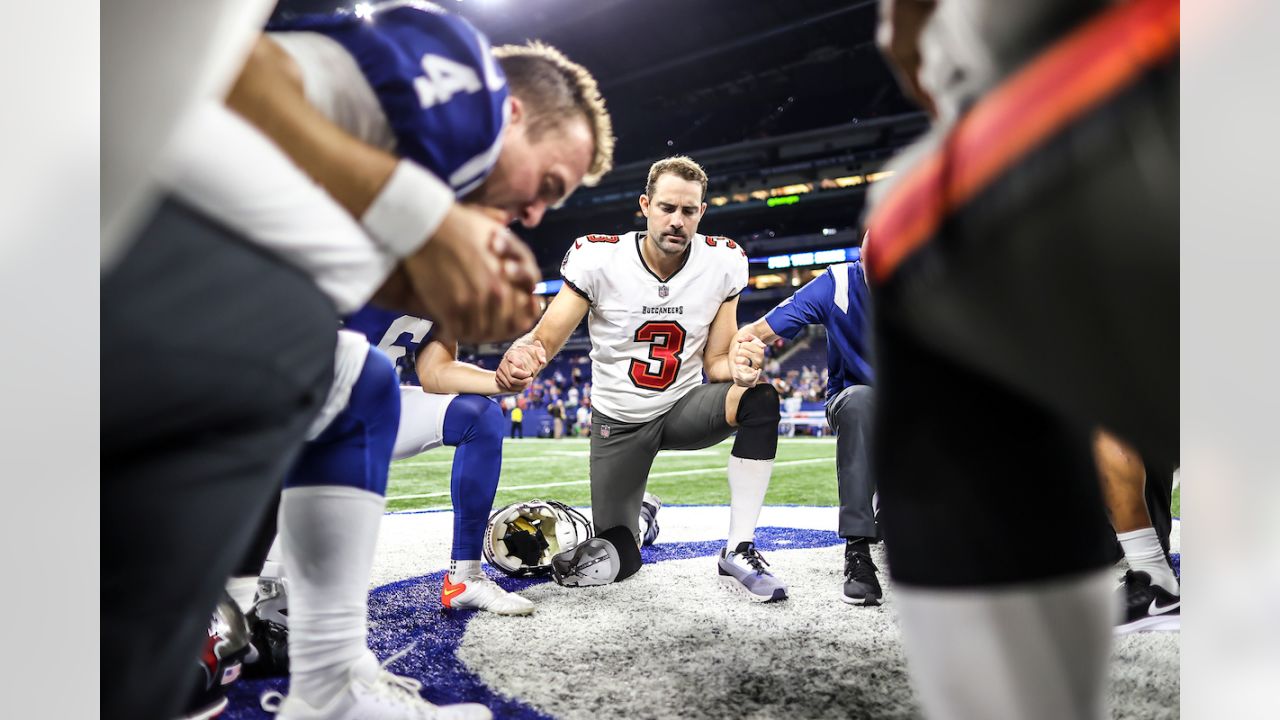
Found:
[763,270,834,340]
[271,4,507,195]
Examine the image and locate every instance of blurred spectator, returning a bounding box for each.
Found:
[510,405,524,439]
[549,400,566,439]
[576,400,591,437]
[783,391,803,437]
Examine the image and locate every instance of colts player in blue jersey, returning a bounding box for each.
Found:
[736,251,882,605]
[344,305,543,616]
[226,3,614,718]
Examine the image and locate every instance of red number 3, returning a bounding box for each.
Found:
[628,321,687,390]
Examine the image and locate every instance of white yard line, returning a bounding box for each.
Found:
[385,457,831,501]
[392,456,550,468]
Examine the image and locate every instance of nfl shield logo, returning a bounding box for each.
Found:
[658,284,669,298]
[599,424,611,438]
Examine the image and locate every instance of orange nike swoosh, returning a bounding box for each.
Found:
[442,577,467,606]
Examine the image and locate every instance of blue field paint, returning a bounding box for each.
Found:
[223,527,841,719]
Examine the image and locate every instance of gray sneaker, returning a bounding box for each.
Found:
[717,541,788,603]
[639,492,662,546]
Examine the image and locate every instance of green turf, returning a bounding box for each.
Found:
[386,437,840,513]
[388,438,1186,522]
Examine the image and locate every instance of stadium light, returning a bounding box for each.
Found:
[354,2,374,19]
[535,279,564,296]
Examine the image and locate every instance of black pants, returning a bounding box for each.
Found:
[102,198,336,720]
[826,385,878,541]
[871,39,1177,588]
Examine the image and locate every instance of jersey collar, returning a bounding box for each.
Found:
[634,231,693,283]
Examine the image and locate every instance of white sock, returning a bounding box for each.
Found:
[449,559,482,581]
[280,486,385,708]
[896,570,1113,720]
[726,456,773,549]
[1117,527,1178,594]
[226,576,258,614]
[260,534,285,581]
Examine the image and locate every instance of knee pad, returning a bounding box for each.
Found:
[550,525,642,586]
[733,383,780,460]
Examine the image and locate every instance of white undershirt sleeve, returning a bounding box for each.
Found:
[157,102,396,314]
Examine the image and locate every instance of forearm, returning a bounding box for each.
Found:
[419,362,502,396]
[742,318,781,345]
[508,326,564,374]
[705,352,734,383]
[225,36,401,218]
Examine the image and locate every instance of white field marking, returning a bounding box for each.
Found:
[497,437,835,444]
[384,457,831,501]
[391,439,826,468]
[391,455,551,468]
[544,449,722,458]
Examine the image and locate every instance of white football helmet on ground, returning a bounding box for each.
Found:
[484,500,593,577]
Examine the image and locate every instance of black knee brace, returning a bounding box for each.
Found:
[733,383,780,460]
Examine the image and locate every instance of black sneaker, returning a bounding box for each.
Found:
[1116,569,1180,634]
[842,546,882,606]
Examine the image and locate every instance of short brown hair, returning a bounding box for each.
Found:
[646,156,708,201]
[494,42,615,186]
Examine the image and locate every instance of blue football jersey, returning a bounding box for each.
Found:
[270,1,508,195]
[344,305,435,385]
[764,255,875,401]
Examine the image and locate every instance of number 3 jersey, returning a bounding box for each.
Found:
[560,231,748,423]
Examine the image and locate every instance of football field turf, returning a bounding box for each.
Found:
[227,436,1182,719]
[387,436,847,513]
[388,436,1182,516]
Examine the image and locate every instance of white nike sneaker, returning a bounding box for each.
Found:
[441,573,535,616]
[262,664,492,720]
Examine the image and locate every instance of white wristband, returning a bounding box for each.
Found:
[361,159,455,258]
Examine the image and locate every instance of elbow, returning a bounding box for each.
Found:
[417,371,443,394]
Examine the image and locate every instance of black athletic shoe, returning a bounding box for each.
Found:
[1116,569,1180,634]
[842,546,882,606]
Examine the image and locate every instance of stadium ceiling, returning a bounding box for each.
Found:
[274,0,920,163]
[448,0,919,164]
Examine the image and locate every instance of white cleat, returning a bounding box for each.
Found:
[263,665,492,720]
[441,573,535,616]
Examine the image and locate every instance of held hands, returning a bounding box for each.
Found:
[730,331,767,387]
[496,340,547,393]
[402,203,541,344]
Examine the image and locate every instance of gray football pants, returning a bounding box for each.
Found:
[590,383,734,537]
[827,384,877,540]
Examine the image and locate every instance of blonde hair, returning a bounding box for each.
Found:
[646,156,708,201]
[493,41,615,186]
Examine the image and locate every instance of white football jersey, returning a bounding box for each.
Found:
[560,231,748,423]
